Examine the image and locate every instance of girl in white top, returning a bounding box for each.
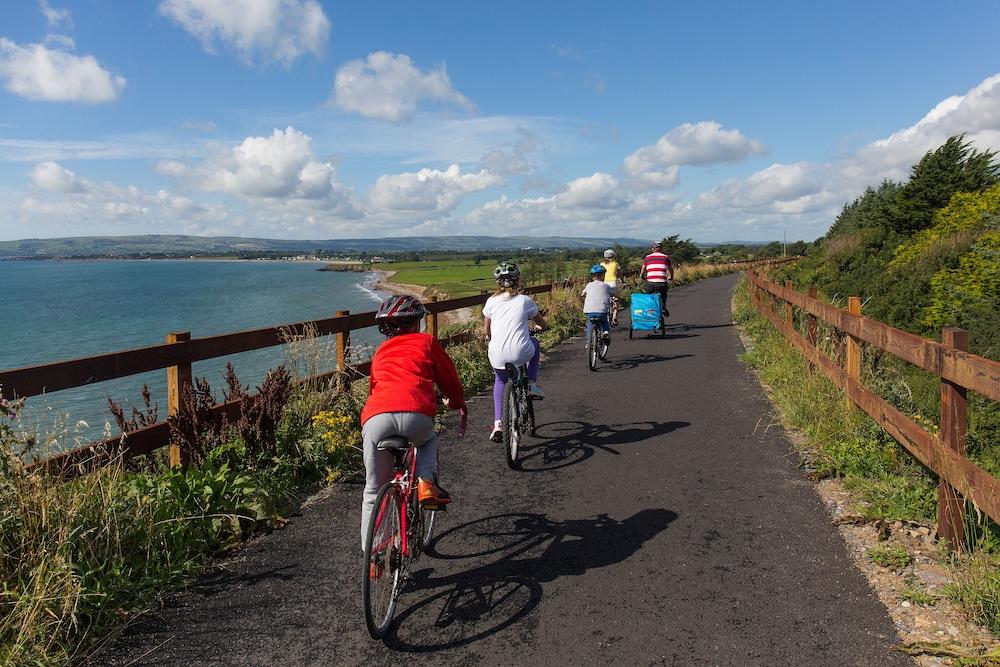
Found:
[483,261,548,441]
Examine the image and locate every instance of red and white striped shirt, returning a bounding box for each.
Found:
[642,252,673,283]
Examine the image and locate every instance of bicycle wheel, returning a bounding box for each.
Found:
[588,327,598,371]
[502,380,520,468]
[363,483,403,639]
[421,507,437,551]
[524,388,536,436]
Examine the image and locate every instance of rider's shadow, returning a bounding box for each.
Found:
[384,509,678,652]
[514,420,690,472]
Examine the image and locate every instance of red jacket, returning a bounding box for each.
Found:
[361,333,466,425]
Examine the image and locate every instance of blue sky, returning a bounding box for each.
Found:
[1,0,999,242]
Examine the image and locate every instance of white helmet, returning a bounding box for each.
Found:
[603,249,615,259]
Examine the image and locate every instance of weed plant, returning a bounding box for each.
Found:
[867,543,913,569]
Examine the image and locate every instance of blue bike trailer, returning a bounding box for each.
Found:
[629,292,662,338]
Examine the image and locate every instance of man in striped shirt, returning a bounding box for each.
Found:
[641,241,674,319]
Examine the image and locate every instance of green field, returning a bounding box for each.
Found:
[381,257,598,297]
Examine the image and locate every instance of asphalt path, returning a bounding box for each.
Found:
[97,274,911,666]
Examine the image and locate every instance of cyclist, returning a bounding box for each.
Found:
[599,249,621,324]
[600,249,620,291]
[640,240,674,319]
[360,294,466,550]
[582,264,612,348]
[483,261,548,442]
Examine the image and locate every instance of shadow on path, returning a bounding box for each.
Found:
[593,353,693,372]
[386,509,678,652]
[513,420,690,472]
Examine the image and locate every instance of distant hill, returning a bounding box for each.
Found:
[0,234,655,259]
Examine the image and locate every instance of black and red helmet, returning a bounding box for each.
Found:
[375,294,427,336]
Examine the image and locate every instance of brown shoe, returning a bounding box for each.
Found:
[417,478,452,508]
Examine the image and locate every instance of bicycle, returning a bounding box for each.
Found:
[607,291,619,327]
[587,315,610,371]
[362,409,467,639]
[501,362,536,469]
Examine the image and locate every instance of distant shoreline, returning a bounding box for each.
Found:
[0,257,330,264]
[368,270,476,329]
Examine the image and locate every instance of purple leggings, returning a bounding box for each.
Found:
[492,337,540,420]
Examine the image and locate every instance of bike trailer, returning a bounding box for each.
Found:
[629,293,662,334]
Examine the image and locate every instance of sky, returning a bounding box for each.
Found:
[1,1,999,243]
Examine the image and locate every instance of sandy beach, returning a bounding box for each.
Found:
[370,270,477,329]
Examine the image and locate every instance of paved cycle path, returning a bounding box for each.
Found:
[98,274,910,666]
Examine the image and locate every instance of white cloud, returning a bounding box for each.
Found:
[623,121,766,175]
[39,0,72,30]
[0,39,125,103]
[697,162,828,211]
[166,127,364,218]
[366,164,501,213]
[156,160,189,177]
[629,167,680,191]
[0,136,198,162]
[159,0,329,66]
[43,34,75,50]
[331,51,475,122]
[19,162,230,235]
[679,73,1000,229]
[31,161,88,192]
[849,73,1000,183]
[478,129,539,175]
[555,172,626,209]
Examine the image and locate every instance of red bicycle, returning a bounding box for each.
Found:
[362,408,467,639]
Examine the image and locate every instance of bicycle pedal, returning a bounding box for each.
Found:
[421,503,447,512]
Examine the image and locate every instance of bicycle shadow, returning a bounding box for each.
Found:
[593,353,693,372]
[514,419,690,472]
[384,509,678,652]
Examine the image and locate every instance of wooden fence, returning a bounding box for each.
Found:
[746,270,1000,548]
[2,258,795,478]
[2,284,554,477]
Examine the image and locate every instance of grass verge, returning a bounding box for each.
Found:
[732,274,1000,635]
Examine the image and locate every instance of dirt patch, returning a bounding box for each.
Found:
[818,480,998,665]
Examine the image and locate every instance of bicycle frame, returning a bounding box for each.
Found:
[371,447,419,559]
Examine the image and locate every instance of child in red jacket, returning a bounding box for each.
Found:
[360,294,467,550]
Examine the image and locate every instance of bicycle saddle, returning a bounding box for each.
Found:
[376,436,410,451]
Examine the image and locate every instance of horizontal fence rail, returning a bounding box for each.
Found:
[746,269,1000,547]
[8,284,551,476]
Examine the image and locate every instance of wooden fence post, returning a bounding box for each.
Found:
[427,296,439,339]
[845,297,862,409]
[166,331,192,468]
[784,280,793,328]
[807,286,818,371]
[336,310,350,370]
[938,327,969,550]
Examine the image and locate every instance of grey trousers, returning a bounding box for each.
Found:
[360,411,438,550]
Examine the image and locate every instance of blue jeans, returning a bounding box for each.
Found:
[585,312,610,340]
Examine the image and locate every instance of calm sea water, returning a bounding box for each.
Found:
[1,260,387,447]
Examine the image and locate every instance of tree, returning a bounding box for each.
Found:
[659,235,700,264]
[887,135,1000,236]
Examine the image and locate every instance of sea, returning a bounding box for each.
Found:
[1,260,388,449]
